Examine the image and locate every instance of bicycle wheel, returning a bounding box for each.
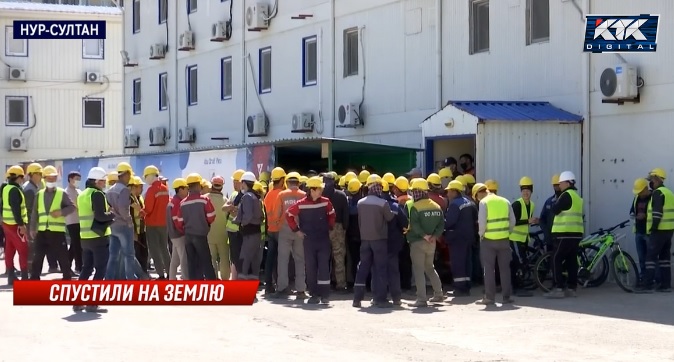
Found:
[611,250,639,293]
[533,252,554,292]
[578,245,610,288]
[521,249,542,291]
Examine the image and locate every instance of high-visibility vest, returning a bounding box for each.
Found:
[2,184,27,225]
[131,194,144,235]
[483,194,511,240]
[551,189,584,234]
[260,199,267,238]
[78,187,111,239]
[36,188,66,232]
[226,191,239,232]
[647,186,674,232]
[509,198,534,243]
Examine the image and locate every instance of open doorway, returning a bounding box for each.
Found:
[275,145,326,174]
[424,135,476,176]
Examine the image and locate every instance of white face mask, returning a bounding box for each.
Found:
[46,182,58,189]
[145,175,157,184]
[72,180,81,188]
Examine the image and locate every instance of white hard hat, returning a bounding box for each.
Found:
[87,167,108,181]
[559,171,576,183]
[240,171,257,183]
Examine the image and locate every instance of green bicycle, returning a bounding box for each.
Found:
[534,220,639,293]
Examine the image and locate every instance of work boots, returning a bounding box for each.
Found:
[21,271,29,281]
[7,270,17,286]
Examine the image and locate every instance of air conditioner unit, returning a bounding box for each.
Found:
[178,127,196,143]
[178,30,195,51]
[291,113,314,133]
[337,103,361,127]
[149,127,167,146]
[9,136,27,152]
[600,63,639,101]
[246,113,269,137]
[8,67,26,81]
[149,43,166,59]
[124,134,139,149]
[211,21,229,42]
[85,72,102,83]
[246,3,269,30]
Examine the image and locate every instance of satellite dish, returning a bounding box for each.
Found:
[600,68,617,97]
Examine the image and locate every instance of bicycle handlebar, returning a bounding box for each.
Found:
[589,220,630,236]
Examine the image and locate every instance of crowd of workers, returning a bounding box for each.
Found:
[0,156,671,312]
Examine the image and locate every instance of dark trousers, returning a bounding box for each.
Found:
[304,238,331,298]
[386,237,403,301]
[450,237,473,292]
[354,240,388,303]
[30,230,72,280]
[80,238,109,280]
[642,230,672,289]
[185,234,217,280]
[510,241,528,290]
[552,236,581,290]
[399,241,412,290]
[264,232,279,288]
[67,223,82,271]
[134,232,149,273]
[471,241,483,285]
[228,231,243,274]
[347,238,361,285]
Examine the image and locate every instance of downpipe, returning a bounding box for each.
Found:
[330,0,336,138]
[241,0,247,144]
[581,0,591,229]
[435,0,442,109]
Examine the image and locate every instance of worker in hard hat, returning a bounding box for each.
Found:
[538,174,562,250]
[175,173,217,280]
[298,175,309,193]
[206,176,230,280]
[405,179,445,307]
[337,176,347,191]
[200,179,212,195]
[382,172,396,193]
[462,174,477,201]
[444,180,477,297]
[233,172,264,282]
[383,176,408,306]
[286,176,336,305]
[128,176,149,274]
[167,178,190,280]
[2,165,28,284]
[630,178,652,279]
[252,180,268,280]
[262,167,286,294]
[473,183,516,305]
[259,171,271,185]
[390,176,413,291]
[484,179,499,194]
[345,177,364,286]
[438,167,453,189]
[320,172,350,293]
[443,157,461,177]
[509,177,538,298]
[23,163,58,275]
[106,172,118,190]
[358,170,371,185]
[223,169,245,279]
[65,170,83,275]
[636,168,673,293]
[142,165,171,280]
[546,171,584,298]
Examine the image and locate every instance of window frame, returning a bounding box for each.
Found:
[158,0,168,24]
[159,72,168,111]
[4,26,28,57]
[82,98,105,128]
[469,0,490,54]
[220,57,233,101]
[132,0,141,33]
[132,78,141,115]
[258,47,272,94]
[187,0,197,13]
[187,65,198,106]
[526,0,550,45]
[5,96,29,127]
[82,39,104,59]
[302,35,318,87]
[343,28,359,78]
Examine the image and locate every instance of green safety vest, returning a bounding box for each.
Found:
[226,191,239,232]
[37,188,66,232]
[2,184,27,225]
[78,187,111,239]
[551,189,584,234]
[483,194,511,240]
[647,186,674,232]
[509,198,534,243]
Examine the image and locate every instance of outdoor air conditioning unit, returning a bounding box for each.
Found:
[8,67,26,81]
[178,127,196,143]
[149,127,167,146]
[246,113,269,137]
[291,113,314,133]
[600,63,639,101]
[246,3,269,30]
[337,103,361,127]
[211,21,229,42]
[178,30,195,51]
[124,134,139,149]
[85,72,102,83]
[149,43,166,59]
[9,137,27,152]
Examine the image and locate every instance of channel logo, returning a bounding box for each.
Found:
[583,14,659,53]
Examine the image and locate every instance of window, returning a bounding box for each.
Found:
[187,0,197,13]
[83,98,104,127]
[132,0,140,33]
[187,65,198,106]
[526,0,550,44]
[82,39,104,59]
[5,96,28,127]
[132,78,141,114]
[343,28,359,77]
[259,47,272,94]
[469,0,490,54]
[159,0,168,24]
[221,57,233,100]
[302,36,318,86]
[5,26,27,57]
[159,72,168,111]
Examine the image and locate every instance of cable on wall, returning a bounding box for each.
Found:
[184,65,191,127]
[20,95,38,138]
[162,73,172,139]
[357,26,366,125]
[263,0,279,23]
[224,0,234,40]
[245,53,268,117]
[186,0,192,31]
[84,75,111,98]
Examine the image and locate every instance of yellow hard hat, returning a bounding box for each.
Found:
[382,173,396,185]
[472,183,488,199]
[382,182,390,192]
[327,171,338,179]
[172,178,188,189]
[462,174,476,185]
[299,176,308,184]
[632,178,649,195]
[6,165,25,177]
[201,179,212,188]
[116,162,133,175]
[306,176,325,189]
[649,168,667,180]
[107,172,119,181]
[445,180,464,192]
[27,163,43,174]
[186,173,202,184]
[439,167,453,179]
[519,176,533,187]
[259,171,271,182]
[338,176,347,187]
[551,174,560,185]
[347,178,362,193]
[270,167,286,180]
[231,169,245,181]
[129,176,144,186]
[253,181,265,193]
[426,173,441,185]
[143,165,159,177]
[394,176,409,192]
[410,179,429,191]
[260,180,268,187]
[286,171,301,180]
[344,172,357,183]
[42,165,58,177]
[358,170,371,183]
[366,174,382,186]
[455,175,466,186]
[484,179,499,192]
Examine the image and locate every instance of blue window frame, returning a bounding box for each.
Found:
[5,96,29,127]
[159,72,168,111]
[187,0,197,13]
[187,65,198,106]
[132,78,141,114]
[258,47,272,94]
[158,0,168,24]
[132,0,140,33]
[221,57,233,100]
[302,36,318,87]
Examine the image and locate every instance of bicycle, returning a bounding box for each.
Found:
[512,226,550,291]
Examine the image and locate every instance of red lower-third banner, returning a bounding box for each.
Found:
[13,280,259,306]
